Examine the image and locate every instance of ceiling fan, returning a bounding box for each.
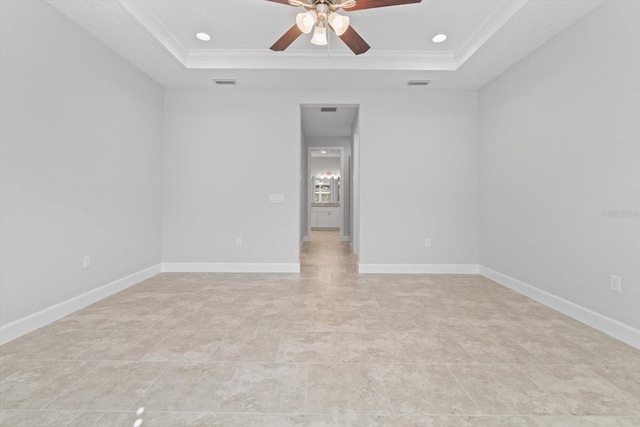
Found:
[267,0,422,55]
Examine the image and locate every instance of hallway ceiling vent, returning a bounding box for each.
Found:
[213,79,237,85]
[407,80,431,86]
[321,107,338,113]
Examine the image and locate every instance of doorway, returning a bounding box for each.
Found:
[299,104,359,256]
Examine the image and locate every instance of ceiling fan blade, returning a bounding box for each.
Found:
[265,0,296,6]
[335,25,370,55]
[270,24,304,51]
[343,0,421,11]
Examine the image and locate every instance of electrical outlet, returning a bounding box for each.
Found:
[236,238,243,247]
[83,255,91,269]
[610,275,622,293]
[424,239,431,248]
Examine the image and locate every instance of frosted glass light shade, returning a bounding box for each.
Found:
[310,25,328,45]
[296,11,317,33]
[328,13,350,36]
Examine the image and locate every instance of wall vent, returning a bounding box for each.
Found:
[213,79,237,85]
[407,80,431,86]
[320,107,338,113]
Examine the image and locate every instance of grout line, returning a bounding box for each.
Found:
[40,361,103,410]
[446,364,483,415]
[129,362,170,412]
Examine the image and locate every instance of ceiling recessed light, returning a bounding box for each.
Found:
[196,32,211,41]
[432,34,447,43]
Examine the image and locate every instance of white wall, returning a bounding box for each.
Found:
[480,0,640,330]
[161,89,301,265]
[162,89,479,269]
[359,91,480,267]
[0,1,164,328]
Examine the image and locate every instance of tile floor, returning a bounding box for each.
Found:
[1,231,640,426]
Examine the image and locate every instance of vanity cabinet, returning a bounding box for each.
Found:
[311,207,340,229]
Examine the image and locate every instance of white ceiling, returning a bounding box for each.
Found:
[302,105,358,138]
[48,0,604,89]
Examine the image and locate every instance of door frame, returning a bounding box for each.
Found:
[307,146,344,239]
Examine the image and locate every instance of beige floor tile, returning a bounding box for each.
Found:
[46,361,165,410]
[590,365,640,398]
[276,332,343,363]
[453,333,539,364]
[350,415,538,426]
[0,361,96,409]
[258,309,314,331]
[338,332,411,363]
[520,365,640,416]
[74,329,168,361]
[311,309,366,332]
[0,327,112,361]
[563,333,640,366]
[532,416,640,426]
[306,364,392,415]
[256,414,349,426]
[210,330,282,362]
[136,362,235,411]
[449,365,570,416]
[0,410,82,426]
[142,330,227,361]
[379,364,480,415]
[512,334,604,364]
[218,363,307,413]
[400,332,476,364]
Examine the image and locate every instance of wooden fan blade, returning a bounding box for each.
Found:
[344,0,421,11]
[335,26,370,55]
[270,24,304,51]
[265,0,296,6]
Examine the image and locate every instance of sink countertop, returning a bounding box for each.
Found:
[311,203,340,208]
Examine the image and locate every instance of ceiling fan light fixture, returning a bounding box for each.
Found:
[310,23,328,46]
[328,12,350,36]
[296,10,317,33]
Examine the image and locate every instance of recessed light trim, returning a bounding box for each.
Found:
[196,32,211,41]
[432,34,447,43]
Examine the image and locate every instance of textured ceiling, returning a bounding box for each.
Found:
[47,0,605,89]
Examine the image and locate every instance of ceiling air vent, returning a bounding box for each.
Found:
[320,107,338,113]
[407,80,431,86]
[213,79,236,85]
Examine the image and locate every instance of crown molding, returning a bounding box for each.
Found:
[454,0,528,68]
[119,0,189,66]
[118,0,528,72]
[187,49,456,70]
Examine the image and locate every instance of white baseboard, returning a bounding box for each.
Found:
[341,235,351,242]
[480,266,640,350]
[0,264,161,345]
[161,263,300,273]
[358,264,480,274]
